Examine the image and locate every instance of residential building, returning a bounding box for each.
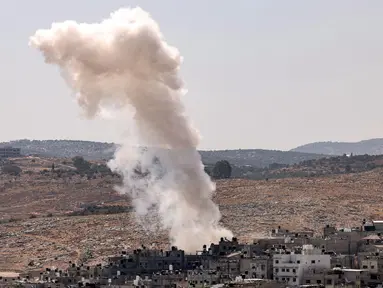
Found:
[273,244,331,286]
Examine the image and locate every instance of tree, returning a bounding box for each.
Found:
[72,156,91,173]
[212,160,232,179]
[204,166,211,176]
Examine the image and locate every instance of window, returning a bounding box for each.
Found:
[371,265,375,269]
[317,280,321,284]
[261,264,265,271]
[275,260,279,264]
[297,260,300,264]
[327,279,332,285]
[275,268,279,273]
[282,268,285,272]
[363,265,368,269]
[286,268,289,272]
[311,260,315,264]
[282,278,285,281]
[293,278,296,282]
[306,280,311,284]
[292,269,296,273]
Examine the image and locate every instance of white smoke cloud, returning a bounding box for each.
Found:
[29,7,232,252]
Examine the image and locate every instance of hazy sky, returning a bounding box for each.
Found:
[1,0,383,150]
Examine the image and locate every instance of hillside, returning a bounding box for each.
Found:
[1,139,327,168]
[231,153,383,180]
[291,138,383,155]
[1,156,383,272]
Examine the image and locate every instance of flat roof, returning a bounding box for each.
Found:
[0,272,19,278]
[341,269,365,272]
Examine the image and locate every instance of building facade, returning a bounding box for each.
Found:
[273,244,331,286]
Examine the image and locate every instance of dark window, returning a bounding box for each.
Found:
[311,260,315,264]
[297,260,300,264]
[327,279,332,285]
[317,280,321,284]
[293,278,296,282]
[306,280,311,284]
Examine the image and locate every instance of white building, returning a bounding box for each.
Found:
[360,257,378,274]
[273,244,331,286]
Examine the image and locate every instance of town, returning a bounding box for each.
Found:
[1,219,383,288]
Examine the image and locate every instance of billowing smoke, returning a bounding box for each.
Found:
[29,7,232,252]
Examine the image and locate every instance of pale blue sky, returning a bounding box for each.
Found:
[1,0,383,150]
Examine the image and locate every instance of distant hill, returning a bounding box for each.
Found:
[231,153,383,180]
[0,139,116,160]
[291,138,383,156]
[0,139,326,168]
[199,149,326,167]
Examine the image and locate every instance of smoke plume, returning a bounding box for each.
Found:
[30,7,232,252]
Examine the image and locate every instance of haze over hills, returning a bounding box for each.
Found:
[291,138,383,156]
[0,139,327,168]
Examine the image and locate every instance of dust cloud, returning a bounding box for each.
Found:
[30,7,232,252]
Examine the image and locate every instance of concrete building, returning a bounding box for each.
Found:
[239,256,272,279]
[271,226,314,239]
[187,270,220,286]
[372,221,383,232]
[324,268,367,288]
[273,244,331,286]
[0,146,21,158]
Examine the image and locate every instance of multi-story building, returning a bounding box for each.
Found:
[187,270,220,287]
[239,256,272,279]
[273,244,331,286]
[0,146,21,158]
